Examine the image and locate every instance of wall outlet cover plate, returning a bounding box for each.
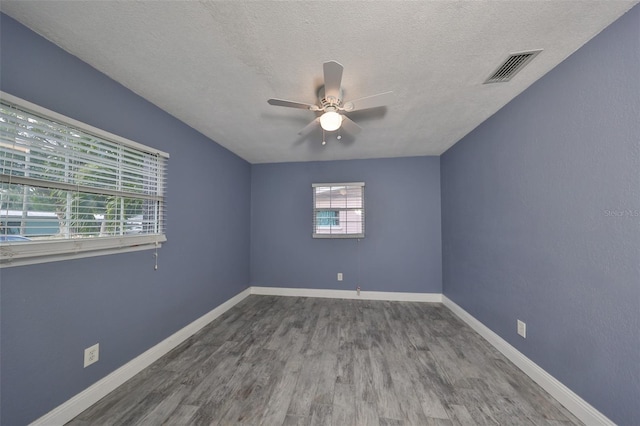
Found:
[84,343,100,368]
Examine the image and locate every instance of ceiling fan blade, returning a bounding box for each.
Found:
[341,116,362,135]
[323,61,344,101]
[298,117,320,136]
[268,98,319,110]
[342,91,395,112]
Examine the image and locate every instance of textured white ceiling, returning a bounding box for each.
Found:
[1,1,637,163]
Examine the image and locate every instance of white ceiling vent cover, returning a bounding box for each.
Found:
[485,50,542,83]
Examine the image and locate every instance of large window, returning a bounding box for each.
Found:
[313,182,364,238]
[0,92,168,267]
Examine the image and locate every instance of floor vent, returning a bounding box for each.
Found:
[485,50,542,83]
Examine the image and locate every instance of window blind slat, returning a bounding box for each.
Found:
[1,105,166,196]
[0,175,164,201]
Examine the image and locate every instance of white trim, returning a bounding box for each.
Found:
[0,235,167,268]
[29,287,251,426]
[312,182,364,187]
[441,296,615,426]
[250,286,442,302]
[1,241,161,268]
[312,233,364,239]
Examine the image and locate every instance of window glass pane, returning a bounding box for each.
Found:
[313,183,364,238]
[316,210,339,227]
[328,186,346,208]
[314,186,332,208]
[0,94,168,265]
[344,219,363,235]
[0,182,160,240]
[345,186,362,208]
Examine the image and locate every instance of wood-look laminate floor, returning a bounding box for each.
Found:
[67,296,582,425]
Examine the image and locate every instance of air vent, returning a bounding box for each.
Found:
[484,50,542,84]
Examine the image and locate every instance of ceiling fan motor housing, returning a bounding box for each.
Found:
[318,86,343,109]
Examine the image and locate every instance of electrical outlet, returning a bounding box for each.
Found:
[517,320,526,338]
[337,273,343,281]
[84,343,99,368]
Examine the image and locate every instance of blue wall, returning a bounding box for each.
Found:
[441,5,640,425]
[0,14,251,425]
[251,157,442,293]
[2,4,639,425]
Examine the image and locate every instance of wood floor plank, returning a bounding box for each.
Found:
[286,352,323,416]
[447,404,476,425]
[282,414,308,426]
[309,403,332,426]
[218,350,284,425]
[353,348,376,405]
[260,354,303,425]
[331,383,355,426]
[378,418,404,426]
[161,404,199,425]
[313,351,338,406]
[355,399,380,426]
[385,343,446,423]
[134,385,190,426]
[335,344,355,385]
[182,345,242,406]
[73,369,178,425]
[67,296,582,426]
[116,392,168,426]
[203,361,256,422]
[368,343,405,420]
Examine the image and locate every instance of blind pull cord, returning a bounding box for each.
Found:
[153,240,159,270]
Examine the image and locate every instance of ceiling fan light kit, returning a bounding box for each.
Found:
[320,110,342,131]
[267,60,394,145]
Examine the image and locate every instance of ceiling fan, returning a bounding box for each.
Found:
[267,61,394,145]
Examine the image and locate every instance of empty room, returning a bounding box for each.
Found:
[0,1,638,425]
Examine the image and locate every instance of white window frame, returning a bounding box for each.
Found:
[312,182,365,239]
[0,92,169,267]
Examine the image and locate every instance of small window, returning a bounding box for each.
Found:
[0,92,169,267]
[313,182,364,238]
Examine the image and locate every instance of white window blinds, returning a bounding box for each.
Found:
[313,182,364,238]
[0,92,168,266]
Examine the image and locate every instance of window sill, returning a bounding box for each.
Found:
[312,233,364,239]
[0,234,166,268]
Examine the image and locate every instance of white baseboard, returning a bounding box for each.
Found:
[29,287,252,426]
[250,286,442,302]
[441,295,614,426]
[31,287,611,426]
